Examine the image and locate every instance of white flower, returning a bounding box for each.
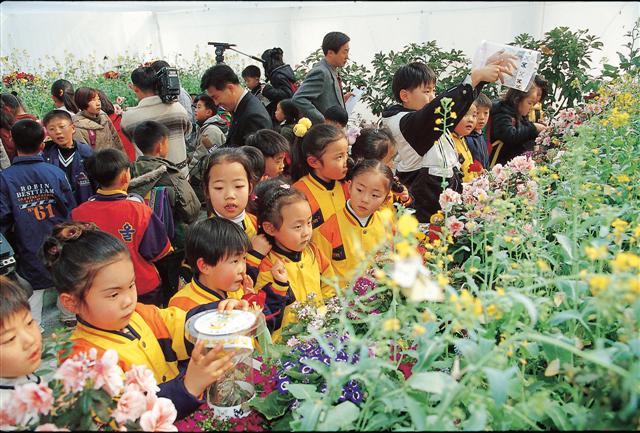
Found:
[391,256,444,302]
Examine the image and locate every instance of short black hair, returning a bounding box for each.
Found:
[133,121,169,155]
[194,94,217,113]
[42,109,73,127]
[239,145,265,182]
[150,60,171,73]
[322,32,350,55]
[85,148,130,188]
[242,65,261,79]
[277,99,299,124]
[324,105,349,127]
[474,93,492,109]
[0,275,30,329]
[131,66,158,93]
[185,218,251,272]
[392,62,437,102]
[245,129,289,158]
[11,119,45,154]
[200,64,240,92]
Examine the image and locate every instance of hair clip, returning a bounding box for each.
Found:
[346,126,362,145]
[280,184,291,189]
[293,117,312,138]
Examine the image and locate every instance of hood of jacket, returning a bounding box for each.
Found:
[128,159,171,198]
[201,114,229,134]
[269,64,295,82]
[381,103,414,119]
[72,111,108,130]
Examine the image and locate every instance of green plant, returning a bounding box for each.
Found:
[601,19,640,81]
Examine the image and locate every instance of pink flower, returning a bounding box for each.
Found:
[35,423,70,431]
[507,155,535,174]
[0,407,17,428]
[439,188,462,212]
[139,398,178,432]
[116,96,125,105]
[125,365,159,395]
[445,216,464,236]
[54,357,88,393]
[113,386,147,425]
[523,223,533,234]
[491,164,509,184]
[15,382,54,415]
[114,104,124,116]
[90,349,124,397]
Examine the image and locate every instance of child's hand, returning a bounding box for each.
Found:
[399,185,410,203]
[271,259,288,284]
[251,234,272,257]
[534,122,547,133]
[184,341,235,398]
[485,49,518,73]
[217,298,250,312]
[471,51,518,87]
[241,273,256,295]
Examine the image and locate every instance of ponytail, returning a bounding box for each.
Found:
[290,122,346,181]
[51,79,78,113]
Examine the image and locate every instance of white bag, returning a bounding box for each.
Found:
[472,40,541,92]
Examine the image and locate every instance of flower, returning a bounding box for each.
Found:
[382,318,401,332]
[90,349,124,397]
[397,213,419,237]
[125,365,160,395]
[113,386,147,425]
[139,398,178,432]
[589,275,610,296]
[585,245,608,261]
[54,357,88,394]
[15,382,54,416]
[439,188,462,212]
[507,155,535,174]
[445,216,464,237]
[35,424,70,431]
[469,160,483,173]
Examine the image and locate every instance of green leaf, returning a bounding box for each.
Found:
[462,405,488,431]
[317,401,360,431]
[287,383,321,400]
[483,367,517,407]
[404,394,427,430]
[406,371,456,395]
[549,310,592,334]
[554,233,574,260]
[508,292,538,326]
[249,391,291,420]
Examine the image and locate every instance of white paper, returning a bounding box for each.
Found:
[345,87,364,115]
[472,40,541,92]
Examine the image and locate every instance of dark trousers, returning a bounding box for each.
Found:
[155,250,185,307]
[410,168,462,223]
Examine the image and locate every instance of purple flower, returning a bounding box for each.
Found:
[300,364,315,374]
[276,378,290,395]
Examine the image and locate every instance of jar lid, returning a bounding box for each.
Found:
[185,310,259,349]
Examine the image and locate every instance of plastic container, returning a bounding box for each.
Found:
[185,309,264,419]
[472,40,541,92]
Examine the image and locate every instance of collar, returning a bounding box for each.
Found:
[12,155,44,164]
[95,188,128,200]
[345,200,372,228]
[0,374,41,390]
[192,277,227,301]
[321,58,338,74]
[309,171,336,191]
[232,89,250,113]
[272,243,302,262]
[214,209,246,229]
[76,315,141,341]
[137,95,163,107]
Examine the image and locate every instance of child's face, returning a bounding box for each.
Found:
[65,255,137,331]
[158,136,169,158]
[266,200,313,252]
[349,171,390,218]
[264,152,286,178]
[0,308,42,378]
[45,118,76,149]
[518,89,540,117]
[199,251,247,293]
[86,94,102,116]
[475,106,490,131]
[309,137,349,182]
[243,76,260,90]
[454,104,477,138]
[195,100,213,123]
[207,161,250,219]
[401,82,436,111]
[274,103,285,123]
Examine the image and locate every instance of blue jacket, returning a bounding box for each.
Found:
[42,140,95,204]
[465,130,490,170]
[0,155,77,289]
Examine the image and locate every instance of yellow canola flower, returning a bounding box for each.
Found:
[611,219,629,231]
[450,112,457,119]
[396,240,414,258]
[496,287,505,296]
[611,252,640,273]
[614,174,631,183]
[398,213,419,237]
[473,298,483,316]
[435,118,443,125]
[383,318,401,332]
[413,324,426,336]
[585,245,608,261]
[437,274,449,287]
[551,173,560,180]
[537,260,551,272]
[589,275,610,296]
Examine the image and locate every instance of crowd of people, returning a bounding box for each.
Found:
[0,31,549,420]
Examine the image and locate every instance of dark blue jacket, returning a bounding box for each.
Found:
[465,130,490,169]
[0,155,77,289]
[42,140,95,204]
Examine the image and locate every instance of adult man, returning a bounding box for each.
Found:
[200,64,272,147]
[121,66,192,175]
[292,31,351,125]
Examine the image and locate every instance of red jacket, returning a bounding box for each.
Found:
[1,113,38,162]
[109,113,136,161]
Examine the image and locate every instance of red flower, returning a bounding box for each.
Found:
[469,160,483,173]
[102,71,120,79]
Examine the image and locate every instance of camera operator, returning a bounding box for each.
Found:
[121,66,192,175]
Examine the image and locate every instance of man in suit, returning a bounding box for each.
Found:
[200,64,272,147]
[292,31,352,125]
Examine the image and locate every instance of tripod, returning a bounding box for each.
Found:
[208,42,265,65]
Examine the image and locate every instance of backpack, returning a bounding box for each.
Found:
[147,186,175,240]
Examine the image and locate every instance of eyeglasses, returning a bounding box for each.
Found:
[46,123,72,133]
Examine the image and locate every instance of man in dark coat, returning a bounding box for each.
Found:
[200,64,272,147]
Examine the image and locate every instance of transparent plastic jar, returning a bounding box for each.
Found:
[185,309,264,419]
[472,40,541,92]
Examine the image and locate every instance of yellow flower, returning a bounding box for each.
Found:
[460,289,472,303]
[412,324,426,336]
[430,211,445,225]
[610,252,640,273]
[382,318,401,332]
[373,269,386,280]
[379,207,394,223]
[450,112,457,119]
[450,293,458,302]
[395,240,414,258]
[503,235,513,243]
[585,245,608,261]
[473,298,483,316]
[519,358,528,365]
[611,219,628,231]
[506,345,514,357]
[589,275,610,295]
[537,260,550,272]
[634,226,640,238]
[551,173,560,180]
[293,123,308,138]
[496,287,505,296]
[435,118,443,125]
[415,231,426,241]
[615,174,630,183]
[469,266,478,274]
[628,277,640,294]
[437,274,449,287]
[434,106,442,114]
[299,117,312,129]
[422,310,435,322]
[398,213,419,237]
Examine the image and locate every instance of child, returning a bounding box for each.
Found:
[97,90,137,161]
[188,94,228,206]
[274,98,299,145]
[324,105,349,130]
[44,222,237,420]
[0,93,39,162]
[488,85,546,167]
[0,276,44,404]
[50,79,78,115]
[239,145,266,184]
[318,159,394,289]
[242,65,265,99]
[252,178,337,340]
[350,127,412,209]
[245,129,289,179]
[71,148,172,307]
[380,53,517,222]
[451,103,480,183]
[41,110,95,204]
[290,123,350,260]
[465,93,491,169]
[72,87,124,152]
[0,119,76,325]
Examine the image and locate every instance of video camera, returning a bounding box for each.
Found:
[0,233,16,276]
[155,67,181,103]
